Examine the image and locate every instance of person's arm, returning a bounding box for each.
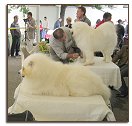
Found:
[10,23,15,37]
[50,42,79,60]
[83,17,91,26]
[67,53,79,59]
[27,19,36,30]
[86,18,91,26]
[51,44,68,60]
[112,47,124,63]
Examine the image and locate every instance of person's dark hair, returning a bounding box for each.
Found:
[14,15,18,19]
[53,28,64,39]
[96,19,101,24]
[117,19,122,24]
[27,12,32,17]
[44,17,47,19]
[103,12,112,19]
[78,6,86,15]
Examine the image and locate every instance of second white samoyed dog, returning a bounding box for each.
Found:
[71,22,117,65]
[19,53,111,104]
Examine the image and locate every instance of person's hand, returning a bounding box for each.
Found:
[72,53,79,59]
[28,24,32,28]
[27,22,32,28]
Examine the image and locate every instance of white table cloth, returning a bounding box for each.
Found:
[8,85,116,121]
[87,57,121,90]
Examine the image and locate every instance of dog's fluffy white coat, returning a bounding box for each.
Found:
[19,53,111,104]
[71,22,117,65]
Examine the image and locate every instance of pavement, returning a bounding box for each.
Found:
[7,55,129,122]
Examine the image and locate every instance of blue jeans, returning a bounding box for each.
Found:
[11,36,20,56]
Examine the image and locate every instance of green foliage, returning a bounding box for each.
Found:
[69,58,75,63]
[38,42,49,53]
[93,5,102,10]
[8,5,29,16]
[19,6,29,15]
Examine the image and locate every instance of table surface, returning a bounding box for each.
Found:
[87,57,121,89]
[8,93,116,121]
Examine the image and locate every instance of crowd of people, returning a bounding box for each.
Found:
[9,6,129,98]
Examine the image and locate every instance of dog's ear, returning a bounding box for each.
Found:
[28,61,34,67]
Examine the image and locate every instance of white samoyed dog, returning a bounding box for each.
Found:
[19,53,111,104]
[71,22,117,65]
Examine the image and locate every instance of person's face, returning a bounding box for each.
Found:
[66,20,71,25]
[104,17,111,22]
[76,9,84,19]
[59,33,66,42]
[27,14,31,19]
[119,21,123,24]
[14,16,18,22]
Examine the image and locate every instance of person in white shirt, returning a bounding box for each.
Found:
[43,17,48,39]
[43,17,48,32]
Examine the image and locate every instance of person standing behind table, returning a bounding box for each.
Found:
[94,12,113,57]
[10,15,21,57]
[95,12,112,28]
[124,24,128,45]
[26,12,36,52]
[43,17,48,32]
[54,18,62,29]
[43,17,48,39]
[96,19,101,25]
[65,17,72,28]
[115,19,125,49]
[40,20,43,41]
[75,6,91,26]
[112,45,128,97]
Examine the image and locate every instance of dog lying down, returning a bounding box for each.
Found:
[19,53,111,104]
[71,22,117,65]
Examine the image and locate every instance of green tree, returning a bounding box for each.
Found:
[8,5,29,17]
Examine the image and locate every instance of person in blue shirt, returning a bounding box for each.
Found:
[54,18,62,29]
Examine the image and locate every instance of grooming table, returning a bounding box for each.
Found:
[8,85,116,121]
[86,57,122,90]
